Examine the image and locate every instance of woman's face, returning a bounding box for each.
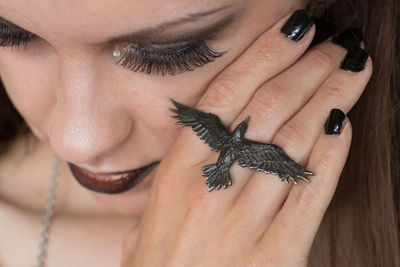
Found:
[0,0,308,214]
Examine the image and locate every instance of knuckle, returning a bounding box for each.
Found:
[289,144,346,208]
[248,82,287,118]
[202,74,241,108]
[320,83,347,102]
[289,182,322,208]
[308,47,338,70]
[274,119,307,152]
[251,32,285,67]
[325,41,347,58]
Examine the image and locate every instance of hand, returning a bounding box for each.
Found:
[121,9,372,267]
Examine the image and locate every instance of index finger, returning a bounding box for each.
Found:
[169,9,316,166]
[196,9,315,125]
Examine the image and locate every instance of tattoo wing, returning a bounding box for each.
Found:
[170,99,231,151]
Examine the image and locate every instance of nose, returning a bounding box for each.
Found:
[48,52,133,164]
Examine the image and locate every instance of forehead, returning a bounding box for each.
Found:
[0,0,235,44]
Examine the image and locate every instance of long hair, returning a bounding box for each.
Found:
[307,0,400,266]
[0,0,399,266]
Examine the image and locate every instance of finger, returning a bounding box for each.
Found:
[168,9,316,166]
[257,118,352,263]
[271,46,372,163]
[196,9,315,124]
[121,223,141,267]
[230,45,370,225]
[226,39,349,200]
[225,39,349,211]
[231,40,348,143]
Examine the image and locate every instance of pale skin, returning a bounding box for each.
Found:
[0,0,372,266]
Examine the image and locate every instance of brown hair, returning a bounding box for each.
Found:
[0,0,399,265]
[307,0,400,266]
[0,82,23,142]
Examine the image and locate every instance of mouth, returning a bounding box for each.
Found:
[68,161,160,194]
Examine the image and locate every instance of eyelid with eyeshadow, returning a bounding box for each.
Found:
[0,17,232,76]
[113,39,226,76]
[105,7,237,45]
[109,14,236,76]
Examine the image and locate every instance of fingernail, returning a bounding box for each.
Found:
[340,46,369,72]
[281,9,314,42]
[332,28,363,50]
[324,109,346,135]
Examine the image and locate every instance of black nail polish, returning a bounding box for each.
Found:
[281,9,314,42]
[340,46,369,72]
[324,109,346,135]
[332,28,363,50]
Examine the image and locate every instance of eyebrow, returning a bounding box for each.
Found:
[0,4,238,45]
[105,4,236,44]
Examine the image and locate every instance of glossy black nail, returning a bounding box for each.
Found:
[340,46,369,72]
[281,9,314,42]
[332,28,363,50]
[324,109,346,135]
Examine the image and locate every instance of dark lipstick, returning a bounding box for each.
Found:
[68,161,159,194]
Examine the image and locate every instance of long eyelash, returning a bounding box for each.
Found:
[115,40,225,76]
[0,23,36,48]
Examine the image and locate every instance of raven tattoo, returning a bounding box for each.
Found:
[170,100,314,191]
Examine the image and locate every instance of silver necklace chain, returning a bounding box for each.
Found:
[36,156,60,267]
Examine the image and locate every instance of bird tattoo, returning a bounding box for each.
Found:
[170,99,314,191]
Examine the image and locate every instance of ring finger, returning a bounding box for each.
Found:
[232,45,371,234]
[226,39,349,204]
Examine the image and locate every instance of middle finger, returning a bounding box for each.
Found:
[231,44,371,235]
[226,39,353,230]
[228,39,348,196]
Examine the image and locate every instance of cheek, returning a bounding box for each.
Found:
[0,48,56,140]
[121,71,214,157]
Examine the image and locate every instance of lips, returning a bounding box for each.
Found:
[68,161,160,194]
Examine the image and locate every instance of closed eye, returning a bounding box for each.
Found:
[0,20,38,48]
[0,4,238,76]
[114,40,226,76]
